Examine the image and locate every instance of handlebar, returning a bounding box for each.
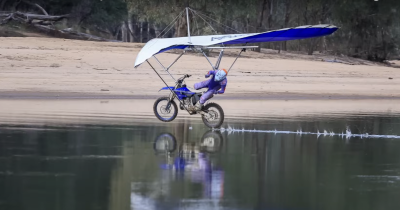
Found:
[177,74,192,84]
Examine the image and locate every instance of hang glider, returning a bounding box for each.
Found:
[134,24,338,68]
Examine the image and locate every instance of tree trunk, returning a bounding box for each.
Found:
[346,31,353,56]
[121,22,127,42]
[0,0,10,11]
[128,17,133,42]
[174,10,192,38]
[282,0,291,51]
[307,39,319,55]
[142,21,149,42]
[140,21,143,42]
[149,24,156,40]
[254,0,267,52]
[11,0,21,12]
[266,0,273,30]
[246,15,250,33]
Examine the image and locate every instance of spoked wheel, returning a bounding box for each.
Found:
[153,133,177,153]
[201,102,224,128]
[153,97,178,122]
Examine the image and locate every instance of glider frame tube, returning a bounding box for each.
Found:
[228,48,245,73]
[205,46,259,49]
[200,49,217,70]
[199,47,247,72]
[153,52,186,82]
[215,50,224,69]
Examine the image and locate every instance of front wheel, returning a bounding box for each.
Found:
[201,103,224,128]
[153,97,178,122]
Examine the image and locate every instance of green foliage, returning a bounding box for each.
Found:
[1,0,399,60]
[85,0,127,28]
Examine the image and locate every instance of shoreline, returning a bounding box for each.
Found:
[1,91,400,100]
[0,98,399,126]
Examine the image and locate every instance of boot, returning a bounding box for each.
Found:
[194,101,203,111]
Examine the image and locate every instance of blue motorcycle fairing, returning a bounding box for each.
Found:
[159,86,175,92]
[159,86,197,100]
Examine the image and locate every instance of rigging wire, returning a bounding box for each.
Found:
[190,9,199,36]
[189,8,218,35]
[157,9,185,38]
[190,8,290,33]
[190,8,243,34]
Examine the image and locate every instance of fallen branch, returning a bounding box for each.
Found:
[1,11,69,24]
[1,10,119,42]
[0,13,13,25]
[0,12,11,17]
[60,28,119,42]
[14,11,69,22]
[21,1,49,16]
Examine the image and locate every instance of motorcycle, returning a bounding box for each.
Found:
[153,74,224,128]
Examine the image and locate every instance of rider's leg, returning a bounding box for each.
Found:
[195,89,214,110]
[200,90,214,104]
[194,79,211,90]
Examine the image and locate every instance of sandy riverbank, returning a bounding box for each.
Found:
[0,37,400,124]
[1,37,399,99]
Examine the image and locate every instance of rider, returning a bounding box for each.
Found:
[193,69,228,110]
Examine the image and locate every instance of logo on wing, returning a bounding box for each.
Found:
[211,34,246,41]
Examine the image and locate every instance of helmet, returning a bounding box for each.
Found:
[214,69,228,82]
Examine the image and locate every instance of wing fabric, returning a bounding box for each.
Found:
[134,24,338,67]
[223,26,338,44]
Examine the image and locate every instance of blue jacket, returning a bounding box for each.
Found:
[205,70,227,94]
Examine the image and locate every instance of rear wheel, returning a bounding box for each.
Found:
[200,131,223,153]
[153,97,178,122]
[201,103,224,128]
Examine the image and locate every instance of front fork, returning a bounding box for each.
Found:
[167,92,175,110]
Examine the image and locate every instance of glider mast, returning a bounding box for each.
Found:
[186,7,192,44]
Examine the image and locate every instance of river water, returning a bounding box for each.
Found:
[1,114,400,210]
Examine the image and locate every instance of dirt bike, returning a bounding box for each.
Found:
[153,74,224,128]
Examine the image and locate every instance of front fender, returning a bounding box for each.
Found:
[159,86,175,92]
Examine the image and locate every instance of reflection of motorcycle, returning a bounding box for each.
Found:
[153,130,223,154]
[200,131,223,153]
[153,131,224,199]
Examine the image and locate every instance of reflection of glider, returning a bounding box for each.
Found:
[135,7,338,128]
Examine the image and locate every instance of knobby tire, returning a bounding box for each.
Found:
[153,97,178,122]
[202,102,224,128]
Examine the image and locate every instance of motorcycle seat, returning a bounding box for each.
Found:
[187,87,204,93]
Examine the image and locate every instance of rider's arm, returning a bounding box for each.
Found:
[216,79,227,94]
[205,70,216,78]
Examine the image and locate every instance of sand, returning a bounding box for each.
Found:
[0,37,399,123]
[1,37,399,98]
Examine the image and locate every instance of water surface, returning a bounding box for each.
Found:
[1,115,400,210]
